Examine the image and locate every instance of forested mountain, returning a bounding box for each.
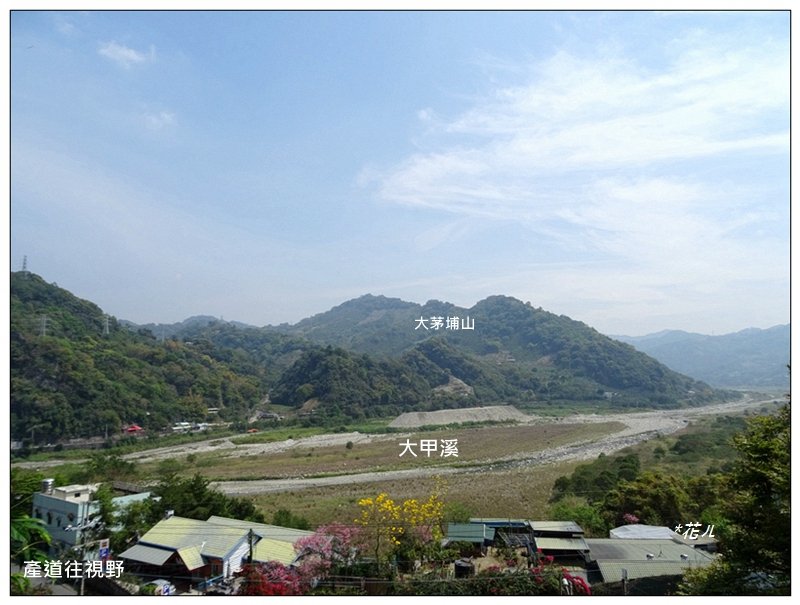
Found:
[266,295,722,411]
[10,273,269,441]
[11,273,729,443]
[614,325,790,389]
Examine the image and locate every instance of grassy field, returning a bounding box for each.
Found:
[246,458,587,527]
[136,421,625,481]
[240,410,760,529]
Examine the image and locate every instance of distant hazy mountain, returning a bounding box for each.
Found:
[613,325,790,389]
[125,315,257,339]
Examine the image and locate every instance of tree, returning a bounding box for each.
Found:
[726,403,790,576]
[294,523,362,586]
[272,508,310,530]
[10,515,52,596]
[87,453,137,482]
[600,471,692,528]
[548,496,608,537]
[355,493,403,570]
[680,403,790,595]
[236,562,302,595]
[355,487,447,575]
[154,473,265,523]
[109,498,164,555]
[11,515,51,565]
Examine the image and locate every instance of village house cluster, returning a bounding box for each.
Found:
[25,477,721,596]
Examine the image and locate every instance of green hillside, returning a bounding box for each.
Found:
[11,273,730,444]
[266,294,721,410]
[10,272,265,442]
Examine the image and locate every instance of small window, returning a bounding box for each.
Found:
[47,512,53,525]
[67,513,75,522]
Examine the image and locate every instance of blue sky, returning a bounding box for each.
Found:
[9,10,790,336]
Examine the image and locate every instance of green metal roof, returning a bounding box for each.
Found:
[535,536,590,552]
[207,516,313,544]
[446,523,495,543]
[177,545,205,571]
[253,538,298,566]
[586,539,715,564]
[119,543,175,566]
[470,517,528,526]
[530,520,584,534]
[139,516,248,559]
[596,559,708,583]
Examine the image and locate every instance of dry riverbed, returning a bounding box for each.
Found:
[13,396,772,491]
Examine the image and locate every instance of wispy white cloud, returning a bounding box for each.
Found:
[143,110,176,131]
[369,36,787,220]
[363,31,788,332]
[54,16,77,36]
[98,41,155,68]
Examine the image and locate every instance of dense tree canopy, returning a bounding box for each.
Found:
[11,272,731,443]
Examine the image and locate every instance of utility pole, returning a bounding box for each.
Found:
[66,520,103,596]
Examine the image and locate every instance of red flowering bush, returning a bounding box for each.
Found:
[236,562,303,595]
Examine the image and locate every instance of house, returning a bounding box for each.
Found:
[205,516,313,566]
[610,523,718,553]
[119,516,250,589]
[584,537,716,585]
[529,521,590,563]
[118,515,314,591]
[444,523,495,557]
[31,479,152,557]
[610,524,677,540]
[468,518,590,562]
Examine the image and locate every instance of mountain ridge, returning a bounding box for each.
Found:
[613,325,789,389]
[11,272,733,443]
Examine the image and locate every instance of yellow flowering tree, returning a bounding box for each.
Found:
[355,492,403,569]
[356,487,446,573]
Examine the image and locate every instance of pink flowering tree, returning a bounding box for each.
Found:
[294,523,362,587]
[622,512,640,525]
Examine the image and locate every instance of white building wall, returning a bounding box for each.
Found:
[226,539,252,577]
